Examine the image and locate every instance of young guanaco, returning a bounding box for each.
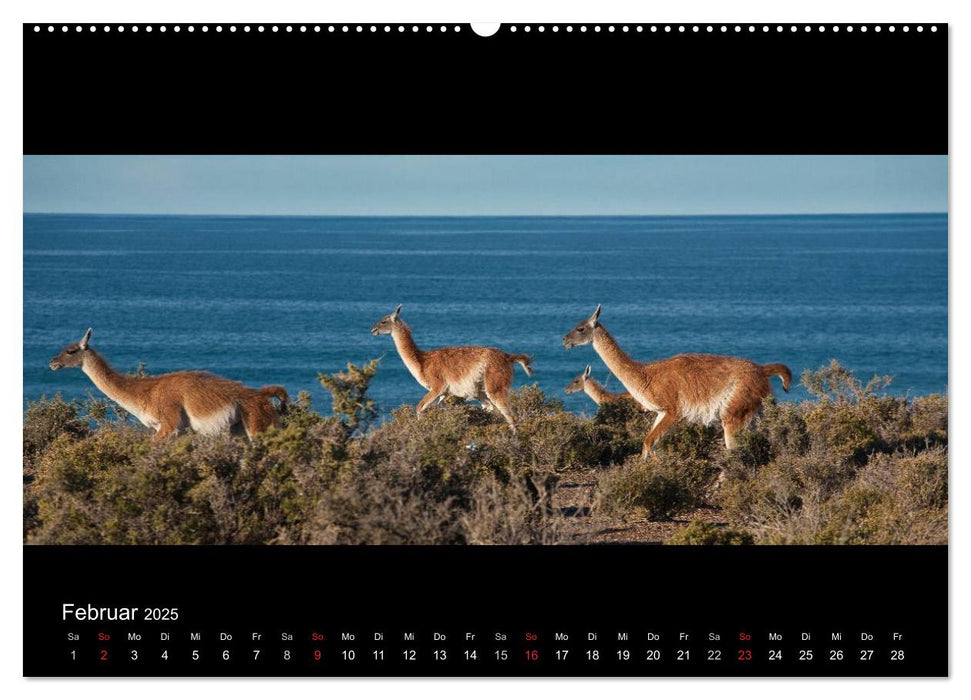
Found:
[562,305,791,456]
[564,365,633,406]
[370,304,533,432]
[49,328,287,441]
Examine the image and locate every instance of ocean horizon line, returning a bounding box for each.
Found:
[22,211,948,219]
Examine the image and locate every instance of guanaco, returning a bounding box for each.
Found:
[562,305,791,456]
[370,304,533,432]
[564,365,633,407]
[49,328,288,441]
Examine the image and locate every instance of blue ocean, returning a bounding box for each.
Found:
[23,214,947,416]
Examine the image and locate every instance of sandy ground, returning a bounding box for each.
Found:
[551,467,726,544]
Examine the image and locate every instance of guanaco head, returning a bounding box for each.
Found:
[562,304,601,349]
[50,328,92,370]
[565,365,592,394]
[371,304,403,336]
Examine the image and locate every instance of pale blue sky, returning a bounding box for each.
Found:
[23,155,946,216]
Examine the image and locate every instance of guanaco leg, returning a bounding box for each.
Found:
[415,384,447,416]
[641,410,678,459]
[243,397,277,439]
[152,413,182,442]
[484,368,517,432]
[486,390,517,433]
[721,409,758,449]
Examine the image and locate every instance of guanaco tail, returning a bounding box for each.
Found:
[564,365,633,407]
[49,328,288,441]
[371,304,533,432]
[563,305,791,457]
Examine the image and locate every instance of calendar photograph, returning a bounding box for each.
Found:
[22,154,947,547]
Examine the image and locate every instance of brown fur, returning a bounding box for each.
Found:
[563,306,791,456]
[760,363,792,391]
[564,365,633,407]
[371,305,532,432]
[49,329,287,441]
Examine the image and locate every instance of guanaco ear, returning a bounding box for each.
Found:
[79,328,92,350]
[589,304,602,325]
[583,365,591,379]
[391,304,403,321]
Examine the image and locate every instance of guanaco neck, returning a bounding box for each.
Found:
[81,349,139,406]
[390,323,426,381]
[591,325,642,386]
[583,378,612,405]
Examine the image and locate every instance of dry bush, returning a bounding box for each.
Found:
[511,386,592,471]
[596,454,718,520]
[714,364,948,544]
[23,360,947,546]
[23,394,89,470]
[461,477,562,545]
[666,520,754,545]
[305,470,560,545]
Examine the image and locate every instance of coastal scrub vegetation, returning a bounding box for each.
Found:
[23,360,947,545]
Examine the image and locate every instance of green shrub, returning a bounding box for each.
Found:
[363,403,488,499]
[655,421,723,463]
[667,520,754,545]
[23,394,88,467]
[596,455,716,520]
[318,358,381,433]
[812,449,948,546]
[727,427,774,469]
[30,427,146,544]
[901,394,948,451]
[893,450,948,510]
[760,398,810,455]
[909,394,948,434]
[582,399,654,465]
[23,393,94,537]
[718,445,947,545]
[511,385,593,471]
[801,360,893,403]
[280,390,325,432]
[803,402,882,465]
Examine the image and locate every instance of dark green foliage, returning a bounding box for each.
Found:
[758,398,810,456]
[23,394,89,468]
[279,390,325,432]
[582,399,655,465]
[23,394,93,537]
[655,421,723,464]
[317,358,380,433]
[726,427,774,470]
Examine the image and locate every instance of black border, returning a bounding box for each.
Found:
[24,23,947,154]
[25,545,948,676]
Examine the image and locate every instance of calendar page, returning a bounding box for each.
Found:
[22,21,947,677]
